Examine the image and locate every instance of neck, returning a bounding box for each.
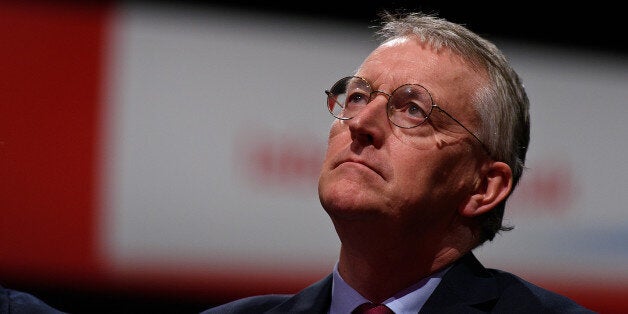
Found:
[333,217,476,303]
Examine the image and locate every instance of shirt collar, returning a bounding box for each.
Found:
[329,262,450,314]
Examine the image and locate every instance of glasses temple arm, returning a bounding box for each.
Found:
[435,107,491,156]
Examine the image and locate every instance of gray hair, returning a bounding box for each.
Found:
[375,11,530,243]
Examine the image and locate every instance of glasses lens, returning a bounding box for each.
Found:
[388,84,433,128]
[327,77,371,120]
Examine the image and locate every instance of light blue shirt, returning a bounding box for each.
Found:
[328,262,450,314]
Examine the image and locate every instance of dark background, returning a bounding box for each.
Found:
[176,0,627,56]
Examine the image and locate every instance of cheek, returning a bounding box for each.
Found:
[390,147,476,205]
[425,154,480,205]
[322,123,348,159]
[327,120,346,141]
[319,124,346,186]
[388,154,433,203]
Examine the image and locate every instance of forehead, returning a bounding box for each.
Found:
[356,36,486,101]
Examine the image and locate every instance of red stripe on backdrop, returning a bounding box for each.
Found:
[533,279,628,313]
[0,1,110,284]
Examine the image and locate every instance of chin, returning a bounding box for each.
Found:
[318,168,389,215]
[324,206,385,222]
[319,188,383,221]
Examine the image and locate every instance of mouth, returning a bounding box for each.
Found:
[334,157,385,180]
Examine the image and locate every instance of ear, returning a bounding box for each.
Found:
[460,161,513,218]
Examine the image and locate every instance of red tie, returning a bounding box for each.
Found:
[352,302,394,314]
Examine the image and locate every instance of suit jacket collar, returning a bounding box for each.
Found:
[266,252,498,313]
[267,274,333,314]
[419,251,500,313]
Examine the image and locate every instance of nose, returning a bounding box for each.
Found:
[347,93,389,147]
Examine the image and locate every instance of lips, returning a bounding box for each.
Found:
[333,155,386,180]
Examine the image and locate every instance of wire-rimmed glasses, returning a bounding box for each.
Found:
[325,76,490,155]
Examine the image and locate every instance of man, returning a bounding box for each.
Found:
[204,11,594,313]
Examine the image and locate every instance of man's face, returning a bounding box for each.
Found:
[317,37,489,233]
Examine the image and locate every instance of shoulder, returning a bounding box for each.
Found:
[202,274,334,314]
[487,269,595,313]
[429,253,595,313]
[0,285,66,314]
[201,294,292,314]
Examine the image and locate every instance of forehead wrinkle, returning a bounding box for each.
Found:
[357,41,442,93]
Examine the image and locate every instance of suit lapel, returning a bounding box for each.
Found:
[264,252,499,313]
[419,252,500,313]
[267,274,333,314]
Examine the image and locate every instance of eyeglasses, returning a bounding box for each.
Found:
[325,76,490,155]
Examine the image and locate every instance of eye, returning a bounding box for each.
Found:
[346,91,369,108]
[388,96,430,128]
[391,100,428,119]
[406,103,427,118]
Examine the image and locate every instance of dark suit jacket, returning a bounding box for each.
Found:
[0,285,65,314]
[203,252,596,313]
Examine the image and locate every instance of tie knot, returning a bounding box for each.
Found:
[352,302,394,314]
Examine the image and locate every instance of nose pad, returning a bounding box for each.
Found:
[370,90,392,103]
